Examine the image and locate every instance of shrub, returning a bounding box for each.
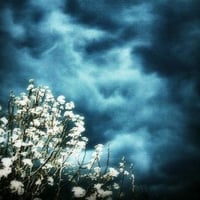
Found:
[0,79,134,200]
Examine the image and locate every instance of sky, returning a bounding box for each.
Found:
[0,0,200,199]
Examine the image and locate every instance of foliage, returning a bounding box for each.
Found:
[0,79,134,200]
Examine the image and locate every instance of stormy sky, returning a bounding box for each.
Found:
[0,0,200,199]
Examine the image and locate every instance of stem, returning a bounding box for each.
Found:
[118,159,126,199]
[55,166,64,200]
[6,96,15,155]
[103,144,110,175]
[30,150,55,177]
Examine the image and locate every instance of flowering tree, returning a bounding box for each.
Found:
[0,79,134,200]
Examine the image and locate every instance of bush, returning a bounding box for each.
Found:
[0,79,134,200]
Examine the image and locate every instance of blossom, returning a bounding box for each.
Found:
[65,101,75,110]
[45,90,54,102]
[94,184,112,198]
[27,84,34,91]
[94,183,103,191]
[72,186,86,198]
[92,144,104,160]
[119,162,125,168]
[76,141,87,150]
[16,95,30,106]
[2,157,13,168]
[29,79,34,83]
[94,167,101,174]
[57,95,65,104]
[108,167,119,177]
[0,80,134,199]
[47,177,54,186]
[10,180,24,195]
[0,117,8,125]
[95,144,104,152]
[64,111,74,118]
[113,183,120,189]
[124,170,129,175]
[13,139,22,148]
[33,119,40,127]
[23,159,33,167]
[0,167,12,180]
[35,179,42,186]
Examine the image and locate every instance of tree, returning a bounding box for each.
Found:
[0,79,134,200]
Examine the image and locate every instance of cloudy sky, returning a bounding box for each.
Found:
[0,0,200,199]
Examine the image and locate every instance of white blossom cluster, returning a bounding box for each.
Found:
[0,79,134,199]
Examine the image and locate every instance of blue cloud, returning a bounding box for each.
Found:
[0,0,200,199]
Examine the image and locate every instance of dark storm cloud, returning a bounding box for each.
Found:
[65,0,123,32]
[133,0,200,147]
[0,0,200,199]
[64,0,200,198]
[65,0,153,53]
[134,0,200,78]
[84,36,118,54]
[132,1,200,198]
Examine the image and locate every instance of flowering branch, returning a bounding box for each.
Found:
[0,79,134,199]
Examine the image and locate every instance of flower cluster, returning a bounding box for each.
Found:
[0,79,134,199]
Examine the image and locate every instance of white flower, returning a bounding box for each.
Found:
[94,167,101,174]
[119,168,123,173]
[52,107,58,113]
[72,186,86,198]
[131,174,135,180]
[64,111,74,118]
[57,95,65,104]
[124,170,129,175]
[29,79,34,83]
[119,162,125,168]
[65,101,75,110]
[14,139,22,148]
[95,144,104,152]
[2,157,13,167]
[23,159,33,167]
[94,183,103,191]
[113,183,120,189]
[38,88,45,97]
[10,180,24,195]
[17,96,30,106]
[108,167,119,177]
[75,141,86,150]
[33,119,40,127]
[35,179,42,185]
[45,90,54,102]
[47,176,54,186]
[0,167,12,180]
[27,84,34,91]
[0,117,8,125]
[94,184,112,198]
[35,106,43,113]
[92,144,104,160]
